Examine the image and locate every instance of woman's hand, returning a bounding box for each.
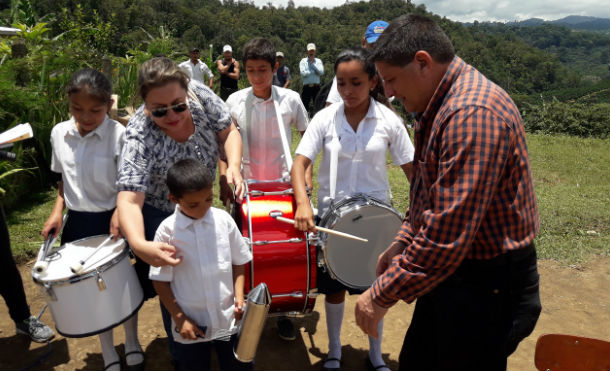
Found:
[224,165,244,203]
[134,240,182,267]
[109,209,122,240]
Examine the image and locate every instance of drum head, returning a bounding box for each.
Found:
[41,235,126,281]
[323,203,401,289]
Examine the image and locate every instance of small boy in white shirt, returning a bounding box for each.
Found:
[149,159,252,371]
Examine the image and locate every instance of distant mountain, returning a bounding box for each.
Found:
[507,16,609,31]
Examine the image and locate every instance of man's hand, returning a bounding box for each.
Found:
[355,288,389,339]
[376,241,406,276]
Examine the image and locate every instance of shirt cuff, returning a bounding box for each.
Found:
[370,277,399,308]
[117,183,147,193]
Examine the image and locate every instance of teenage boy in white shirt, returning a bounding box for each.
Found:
[223,37,312,341]
[150,159,252,371]
[179,48,214,88]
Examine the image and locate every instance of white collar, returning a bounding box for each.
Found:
[66,115,110,139]
[174,204,211,230]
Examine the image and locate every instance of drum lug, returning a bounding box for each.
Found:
[271,291,304,298]
[96,272,106,291]
[253,238,303,245]
[43,283,57,301]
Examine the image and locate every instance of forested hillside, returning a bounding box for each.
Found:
[2,0,603,99]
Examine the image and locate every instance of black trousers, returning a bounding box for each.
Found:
[174,335,253,371]
[220,86,237,101]
[398,245,541,371]
[0,206,31,323]
[301,84,320,117]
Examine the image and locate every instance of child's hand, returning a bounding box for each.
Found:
[234,297,245,320]
[175,316,205,340]
[41,213,63,239]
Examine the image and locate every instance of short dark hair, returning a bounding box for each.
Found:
[370,14,455,66]
[166,159,213,199]
[66,69,112,104]
[242,37,276,68]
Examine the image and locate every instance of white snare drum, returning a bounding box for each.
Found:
[318,194,402,290]
[32,235,144,338]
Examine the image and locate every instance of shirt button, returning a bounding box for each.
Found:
[493,289,500,294]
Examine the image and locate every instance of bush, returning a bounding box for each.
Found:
[522,99,610,139]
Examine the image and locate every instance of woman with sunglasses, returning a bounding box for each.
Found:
[116,57,243,363]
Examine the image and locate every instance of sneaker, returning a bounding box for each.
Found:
[16,316,55,343]
[277,316,296,341]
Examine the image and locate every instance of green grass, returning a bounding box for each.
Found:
[6,133,610,266]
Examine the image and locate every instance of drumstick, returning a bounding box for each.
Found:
[269,212,368,243]
[70,235,115,274]
[33,229,58,275]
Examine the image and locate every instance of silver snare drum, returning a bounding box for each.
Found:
[32,235,144,338]
[318,194,402,290]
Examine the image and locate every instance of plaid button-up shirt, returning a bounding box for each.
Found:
[371,56,539,307]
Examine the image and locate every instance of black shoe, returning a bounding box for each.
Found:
[125,350,145,371]
[277,316,296,341]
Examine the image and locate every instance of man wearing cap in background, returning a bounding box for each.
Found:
[273,51,291,89]
[217,44,240,101]
[299,43,324,117]
[179,47,214,88]
[326,20,388,106]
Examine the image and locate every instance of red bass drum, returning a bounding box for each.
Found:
[239,182,317,315]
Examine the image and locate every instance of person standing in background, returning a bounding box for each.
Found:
[217,45,240,101]
[179,48,214,88]
[273,51,292,89]
[326,20,389,106]
[299,43,324,117]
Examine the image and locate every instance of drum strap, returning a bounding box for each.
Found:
[327,101,395,206]
[244,86,293,180]
[329,104,343,203]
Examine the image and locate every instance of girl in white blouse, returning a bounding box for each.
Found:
[41,69,143,371]
[292,48,414,371]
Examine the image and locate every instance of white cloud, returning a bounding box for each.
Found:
[246,0,609,22]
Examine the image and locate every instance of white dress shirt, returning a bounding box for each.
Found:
[226,86,308,182]
[50,116,124,212]
[179,59,214,84]
[149,206,252,343]
[296,98,414,215]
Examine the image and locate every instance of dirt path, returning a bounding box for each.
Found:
[1,258,608,371]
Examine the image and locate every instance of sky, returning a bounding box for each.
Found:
[248,0,610,23]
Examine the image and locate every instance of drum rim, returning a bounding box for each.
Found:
[319,194,402,234]
[318,195,403,289]
[33,235,128,286]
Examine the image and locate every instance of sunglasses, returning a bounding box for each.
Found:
[150,102,188,118]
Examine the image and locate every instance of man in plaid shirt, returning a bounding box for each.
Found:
[355,14,541,371]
